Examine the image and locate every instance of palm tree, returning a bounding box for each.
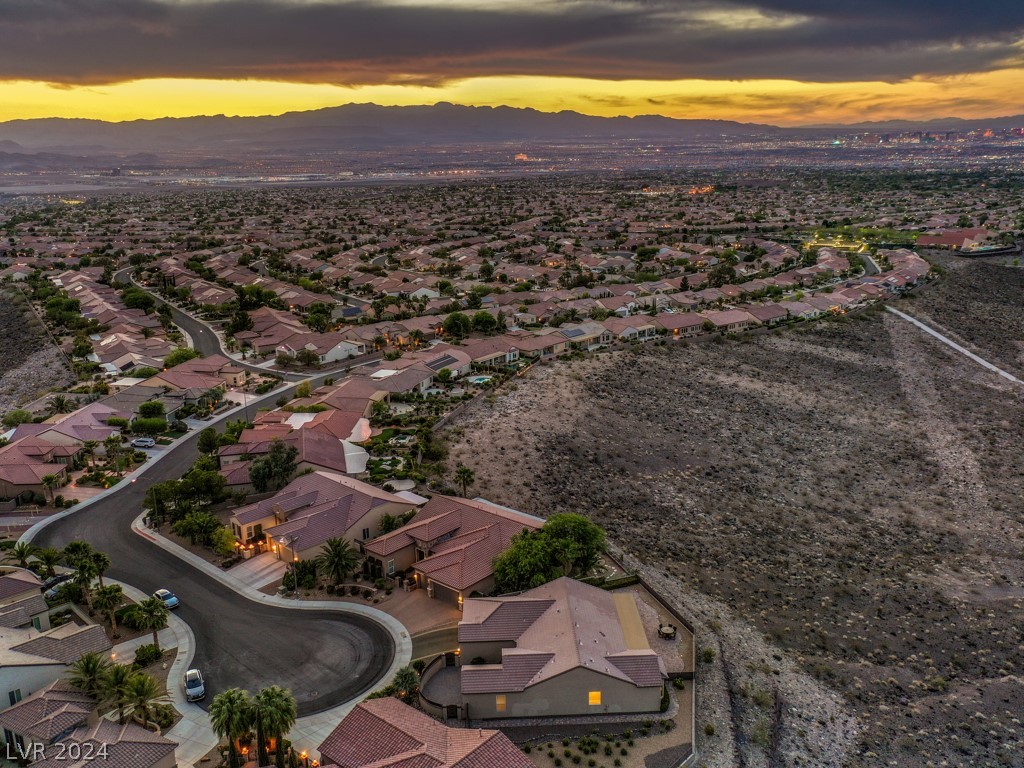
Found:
[47,394,74,414]
[125,673,168,730]
[67,652,112,698]
[103,435,122,474]
[82,440,99,469]
[454,463,475,498]
[135,597,170,651]
[5,541,36,568]
[210,688,252,768]
[252,686,298,768]
[41,474,59,504]
[35,547,62,577]
[103,664,135,724]
[73,559,97,610]
[315,538,360,587]
[90,551,111,588]
[62,540,93,567]
[93,584,124,637]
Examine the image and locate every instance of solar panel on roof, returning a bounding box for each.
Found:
[561,328,585,338]
[426,354,458,371]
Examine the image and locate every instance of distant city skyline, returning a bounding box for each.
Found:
[1,0,1023,124]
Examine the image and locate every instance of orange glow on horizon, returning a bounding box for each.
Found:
[1,69,1023,126]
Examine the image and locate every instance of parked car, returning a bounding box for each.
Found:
[184,668,206,702]
[153,589,180,609]
[44,583,72,600]
[131,437,157,449]
[42,573,73,591]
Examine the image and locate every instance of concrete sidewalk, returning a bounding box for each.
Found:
[132,514,412,765]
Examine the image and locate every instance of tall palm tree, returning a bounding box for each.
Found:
[124,673,168,730]
[35,548,62,577]
[47,394,74,414]
[93,584,124,637]
[67,652,112,698]
[90,551,111,588]
[73,559,97,610]
[454,463,475,498]
[82,440,99,469]
[315,538,360,587]
[103,435,122,474]
[41,474,59,504]
[210,688,252,768]
[62,540,94,567]
[5,541,37,568]
[135,597,170,651]
[102,664,135,724]
[252,686,298,768]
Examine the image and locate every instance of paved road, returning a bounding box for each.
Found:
[29,399,396,716]
[886,306,1023,385]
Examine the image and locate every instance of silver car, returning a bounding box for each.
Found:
[184,668,206,702]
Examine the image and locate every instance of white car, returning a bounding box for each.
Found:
[184,669,206,702]
[131,437,157,449]
[153,589,180,609]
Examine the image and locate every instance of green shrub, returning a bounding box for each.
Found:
[704,723,715,736]
[133,644,163,668]
[115,604,144,630]
[412,659,426,674]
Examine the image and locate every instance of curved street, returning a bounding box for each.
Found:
[27,404,397,717]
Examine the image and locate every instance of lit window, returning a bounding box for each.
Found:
[588,691,601,706]
[495,695,506,712]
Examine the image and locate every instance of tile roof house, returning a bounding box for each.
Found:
[458,577,666,719]
[230,470,421,560]
[317,697,533,768]
[363,496,543,607]
[0,681,176,768]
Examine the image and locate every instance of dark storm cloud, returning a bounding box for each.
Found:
[1,0,1023,85]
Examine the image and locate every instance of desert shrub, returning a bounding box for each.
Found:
[412,659,426,674]
[116,604,144,630]
[704,723,715,736]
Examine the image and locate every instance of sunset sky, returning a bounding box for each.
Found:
[2,0,1023,125]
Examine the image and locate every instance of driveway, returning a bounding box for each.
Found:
[28,421,397,717]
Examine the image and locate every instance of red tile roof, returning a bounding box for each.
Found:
[318,697,533,768]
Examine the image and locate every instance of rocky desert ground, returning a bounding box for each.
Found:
[445,261,1024,767]
[0,286,73,414]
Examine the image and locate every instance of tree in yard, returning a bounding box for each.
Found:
[493,530,559,593]
[252,685,298,768]
[210,526,237,557]
[5,541,36,568]
[275,353,295,368]
[197,427,220,454]
[454,463,475,497]
[63,540,93,567]
[543,513,607,577]
[132,417,168,437]
[136,597,170,651]
[435,367,452,384]
[90,551,112,588]
[41,474,60,503]
[200,388,224,412]
[315,538,361,586]
[73,559,98,610]
[103,435,123,473]
[68,652,112,698]
[471,311,497,334]
[295,349,320,368]
[172,510,222,546]
[249,440,299,494]
[1,409,34,429]
[391,667,420,705]
[442,311,471,339]
[46,394,74,414]
[210,688,252,768]
[163,348,202,368]
[294,381,312,399]
[82,439,99,468]
[124,672,168,729]
[93,584,124,637]
[138,401,166,418]
[35,547,62,577]
[103,664,136,724]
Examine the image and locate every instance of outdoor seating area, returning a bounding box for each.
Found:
[658,622,678,639]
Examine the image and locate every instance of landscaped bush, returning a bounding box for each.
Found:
[133,644,163,668]
[115,604,144,630]
[150,703,176,730]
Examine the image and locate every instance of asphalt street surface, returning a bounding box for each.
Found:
[31,422,396,716]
